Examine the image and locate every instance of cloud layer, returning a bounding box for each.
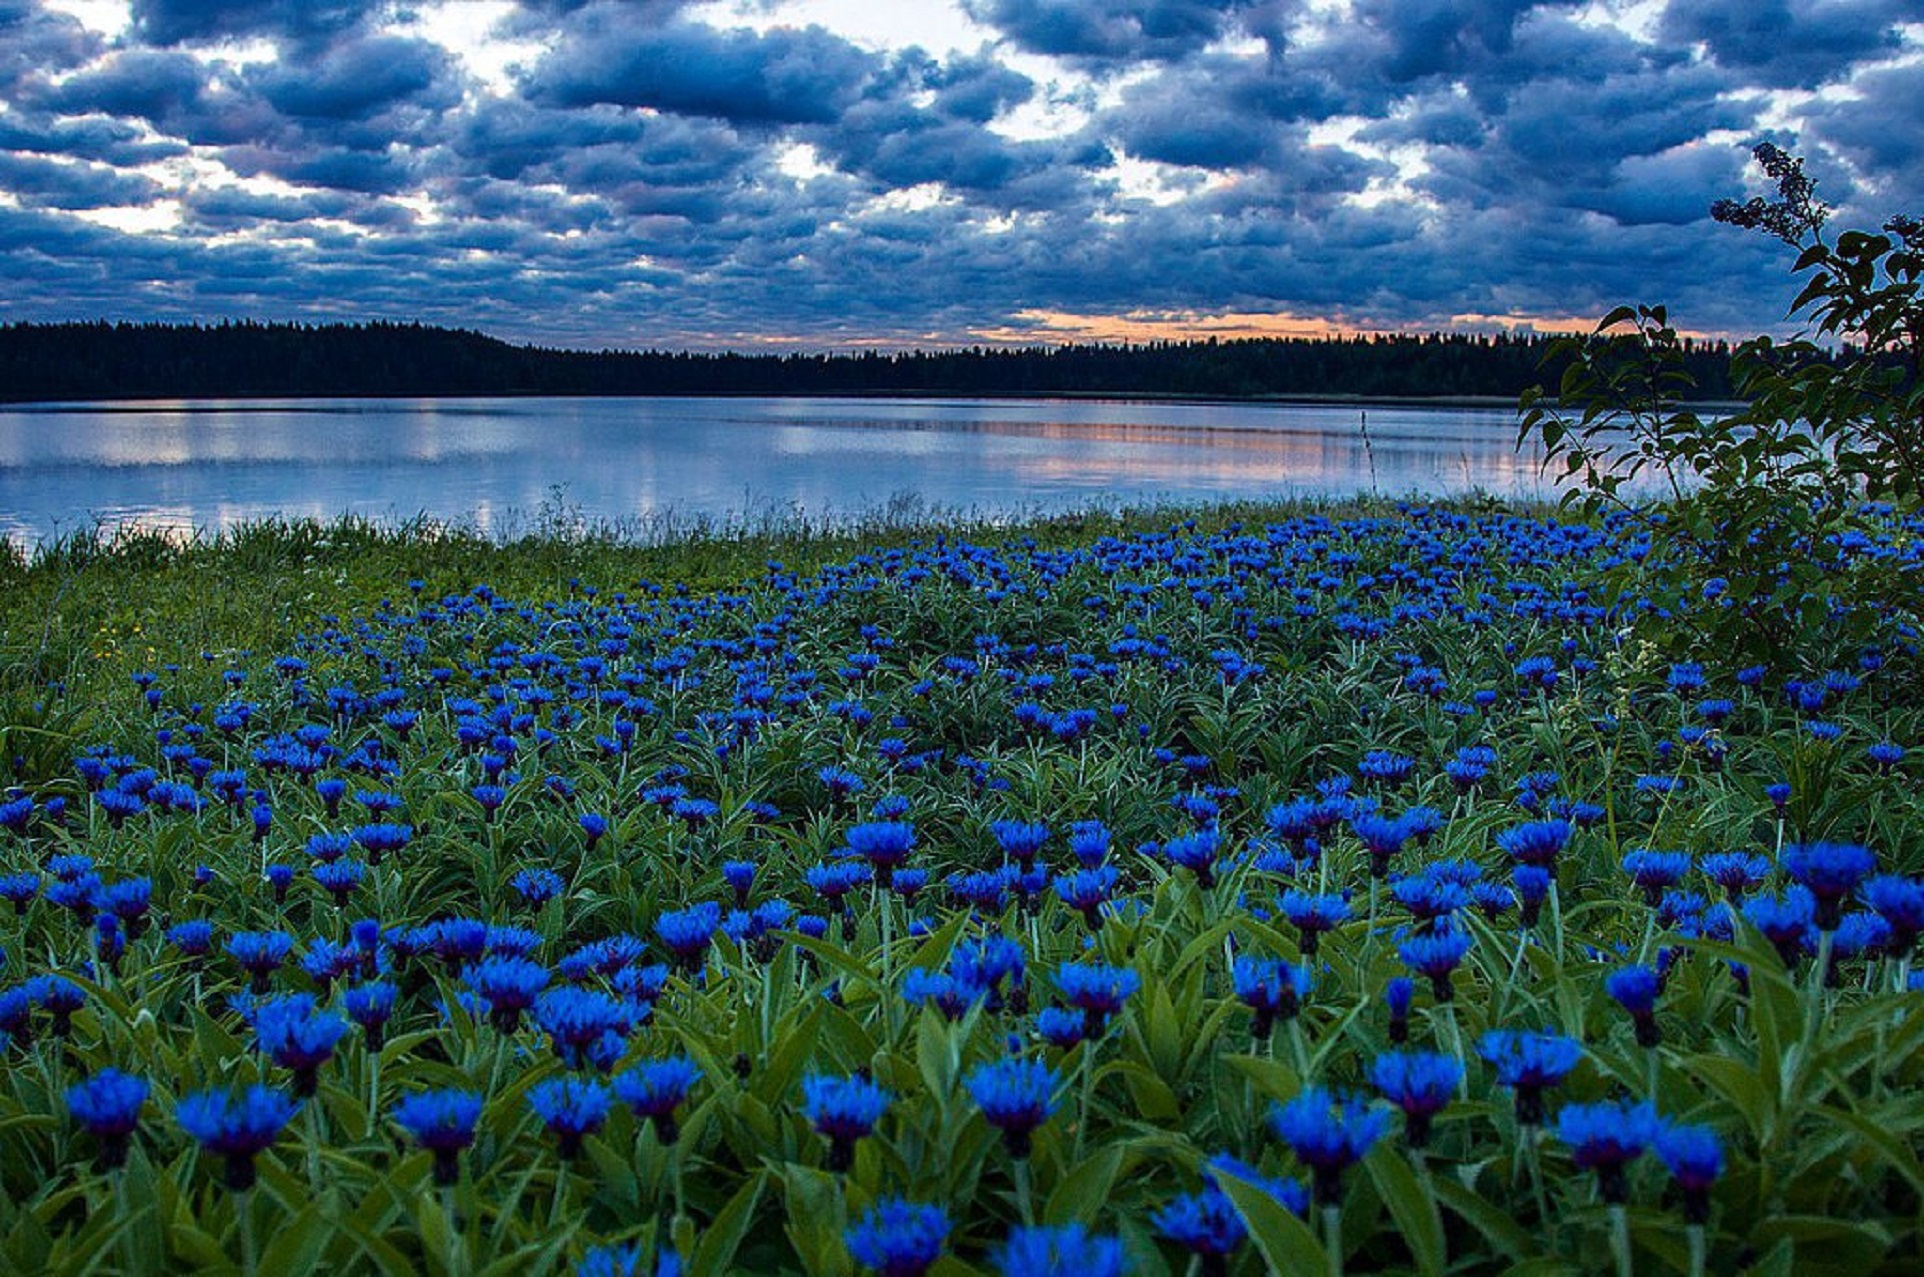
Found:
[1,0,1919,346]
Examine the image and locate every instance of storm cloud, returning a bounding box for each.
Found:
[0,0,1917,347]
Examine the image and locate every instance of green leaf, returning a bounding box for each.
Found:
[1364,1148,1446,1277]
[693,1170,767,1275]
[1212,1163,1327,1275]
[1044,1145,1124,1226]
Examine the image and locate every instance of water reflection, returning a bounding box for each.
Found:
[0,395,1565,547]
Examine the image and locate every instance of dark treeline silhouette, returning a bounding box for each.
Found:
[0,320,1744,403]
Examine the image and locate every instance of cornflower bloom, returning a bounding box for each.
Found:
[343,981,398,1050]
[1231,956,1311,1039]
[464,955,551,1033]
[1555,1099,1660,1204]
[1700,852,1770,901]
[252,995,349,1097]
[1497,819,1572,869]
[802,1073,891,1172]
[1270,1087,1390,1205]
[176,1084,300,1190]
[1478,1029,1582,1126]
[1656,1122,1723,1223]
[226,930,294,994]
[1622,851,1693,907]
[992,1223,1127,1277]
[1783,842,1876,929]
[1384,977,1414,1045]
[1605,966,1663,1047]
[613,1057,702,1144]
[1163,829,1222,887]
[392,1089,484,1186]
[1054,962,1139,1027]
[1369,1050,1463,1148]
[67,1067,149,1169]
[964,1057,1059,1157]
[846,1198,949,1277]
[527,1076,612,1159]
[1053,866,1118,927]
[1398,928,1474,1003]
[1280,890,1350,957]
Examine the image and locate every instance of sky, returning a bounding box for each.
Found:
[0,0,1919,349]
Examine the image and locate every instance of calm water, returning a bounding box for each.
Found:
[0,396,1554,546]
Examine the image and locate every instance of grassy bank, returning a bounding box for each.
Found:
[0,497,1921,1275]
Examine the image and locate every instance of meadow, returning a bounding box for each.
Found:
[0,494,1921,1276]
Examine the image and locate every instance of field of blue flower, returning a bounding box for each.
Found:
[1,498,1921,1276]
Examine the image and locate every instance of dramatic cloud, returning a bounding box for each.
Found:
[0,0,1918,346]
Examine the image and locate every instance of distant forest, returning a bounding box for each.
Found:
[0,320,1745,403]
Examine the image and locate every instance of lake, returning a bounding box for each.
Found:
[0,395,1556,547]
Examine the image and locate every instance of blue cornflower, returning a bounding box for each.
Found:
[1153,1181,1245,1258]
[176,1084,300,1190]
[1351,812,1409,878]
[965,1057,1059,1157]
[613,1057,702,1144]
[993,1223,1126,1277]
[1605,966,1663,1047]
[1555,1099,1660,1203]
[1392,873,1472,926]
[1743,888,1817,968]
[535,987,631,1071]
[806,861,874,904]
[464,955,550,1033]
[846,1198,949,1277]
[1066,821,1110,868]
[36,973,86,1038]
[1863,875,1924,954]
[952,936,1027,1010]
[990,820,1051,866]
[392,1089,484,1185]
[1280,890,1350,957]
[654,901,723,968]
[845,821,918,881]
[1054,962,1139,1025]
[1398,928,1474,1002]
[1369,1050,1463,1147]
[1701,852,1770,901]
[902,969,982,1021]
[802,1073,891,1171]
[226,930,294,994]
[1478,1029,1583,1125]
[1232,955,1311,1039]
[527,1076,612,1159]
[1357,749,1416,785]
[1164,829,1222,886]
[1053,866,1118,926]
[1656,1122,1723,1223]
[0,872,38,914]
[343,981,398,1049]
[721,860,757,903]
[312,859,365,907]
[1271,1087,1390,1204]
[252,995,349,1096]
[1496,819,1572,869]
[67,1067,149,1169]
[1035,1006,1087,1050]
[512,868,566,906]
[1783,842,1877,928]
[1384,976,1415,1044]
[1622,851,1693,906]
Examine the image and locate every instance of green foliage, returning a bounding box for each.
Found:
[1520,146,1921,664]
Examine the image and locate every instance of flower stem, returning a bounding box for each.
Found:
[1609,1202,1634,1277]
[1322,1204,1344,1277]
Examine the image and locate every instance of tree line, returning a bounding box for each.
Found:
[0,320,1747,403]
